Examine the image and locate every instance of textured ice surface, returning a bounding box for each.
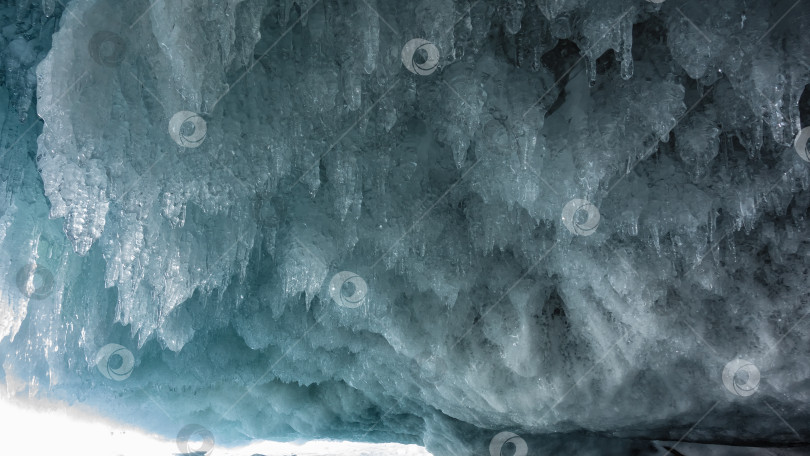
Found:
[2,0,810,454]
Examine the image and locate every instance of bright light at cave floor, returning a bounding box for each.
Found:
[0,394,432,456]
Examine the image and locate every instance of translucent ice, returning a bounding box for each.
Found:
[1,0,810,455]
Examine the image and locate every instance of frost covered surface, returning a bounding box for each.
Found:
[2,0,810,454]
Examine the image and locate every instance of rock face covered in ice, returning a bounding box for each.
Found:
[2,0,810,454]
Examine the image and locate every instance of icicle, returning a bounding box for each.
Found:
[299,0,312,26]
[361,0,380,74]
[726,235,737,264]
[585,53,597,87]
[620,19,634,80]
[501,0,526,35]
[41,0,55,17]
[515,122,537,167]
[343,70,362,111]
[279,0,294,25]
[452,136,469,168]
[551,15,572,39]
[650,224,661,256]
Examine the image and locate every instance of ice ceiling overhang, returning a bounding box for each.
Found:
[1,0,810,454]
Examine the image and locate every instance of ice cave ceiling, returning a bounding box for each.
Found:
[2,0,810,454]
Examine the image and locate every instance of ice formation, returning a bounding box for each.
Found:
[2,0,810,454]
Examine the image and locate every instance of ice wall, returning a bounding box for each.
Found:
[2,0,810,454]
